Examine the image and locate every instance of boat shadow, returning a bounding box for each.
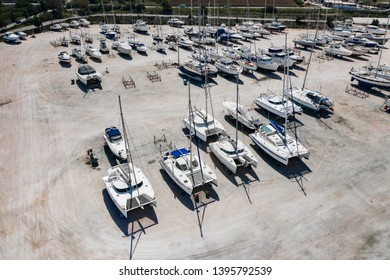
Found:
[208,150,261,192]
[117,53,133,60]
[217,73,244,84]
[350,84,389,97]
[256,70,282,80]
[250,143,312,181]
[223,115,257,136]
[158,169,219,211]
[59,61,72,68]
[351,55,369,61]
[103,144,126,167]
[330,55,354,62]
[292,64,306,71]
[76,79,102,95]
[178,73,218,88]
[102,188,158,239]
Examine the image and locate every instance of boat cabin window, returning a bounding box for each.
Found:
[269,99,284,105]
[221,148,244,155]
[176,161,188,171]
[109,134,122,143]
[116,181,144,193]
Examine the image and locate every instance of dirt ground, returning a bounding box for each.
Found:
[0,24,389,260]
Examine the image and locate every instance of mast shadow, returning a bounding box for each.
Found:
[292,64,306,71]
[250,143,312,181]
[102,189,158,237]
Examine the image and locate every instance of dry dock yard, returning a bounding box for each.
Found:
[0,24,389,260]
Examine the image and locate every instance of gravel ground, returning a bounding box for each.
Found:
[0,24,389,260]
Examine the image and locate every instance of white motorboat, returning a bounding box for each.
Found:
[79,18,90,27]
[133,19,149,33]
[160,147,217,195]
[85,44,102,60]
[99,39,109,53]
[183,107,226,142]
[103,126,127,161]
[223,101,262,130]
[204,47,224,63]
[250,53,279,72]
[209,131,258,173]
[156,42,166,52]
[51,24,62,31]
[71,48,88,62]
[127,35,140,46]
[249,121,310,165]
[342,43,368,56]
[136,43,148,54]
[76,64,102,87]
[60,22,69,29]
[3,32,20,43]
[70,33,81,44]
[286,87,334,113]
[264,21,286,32]
[13,31,26,40]
[366,24,387,36]
[168,18,184,27]
[100,22,109,33]
[117,42,133,55]
[179,60,218,81]
[69,20,80,28]
[222,47,241,60]
[292,34,316,48]
[191,50,212,63]
[235,59,257,72]
[103,95,156,217]
[214,58,242,76]
[254,93,302,118]
[58,51,71,63]
[324,44,352,57]
[178,35,194,48]
[266,46,295,68]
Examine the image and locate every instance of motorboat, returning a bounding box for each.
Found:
[58,51,71,63]
[3,32,20,43]
[155,42,166,52]
[249,121,310,165]
[111,38,119,49]
[14,31,26,40]
[264,21,286,32]
[204,47,225,63]
[214,57,242,76]
[69,20,80,28]
[105,29,117,40]
[235,59,257,72]
[191,50,212,63]
[323,44,352,57]
[117,42,133,55]
[222,47,240,60]
[178,35,194,48]
[360,33,388,46]
[103,95,156,217]
[287,49,305,64]
[232,45,254,60]
[100,22,109,33]
[286,87,334,113]
[70,33,81,44]
[209,131,258,173]
[103,126,127,161]
[292,34,316,48]
[344,36,378,49]
[78,18,90,27]
[60,22,69,29]
[342,43,367,56]
[99,39,110,54]
[159,148,217,195]
[184,27,199,36]
[366,24,387,36]
[72,48,88,63]
[250,53,279,72]
[223,101,262,130]
[51,24,62,31]
[76,64,102,87]
[179,60,218,81]
[133,19,149,33]
[168,18,184,27]
[85,44,102,60]
[266,46,295,68]
[254,93,302,118]
[136,43,148,54]
[183,107,226,142]
[127,35,140,46]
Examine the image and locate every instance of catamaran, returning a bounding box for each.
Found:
[103,95,156,217]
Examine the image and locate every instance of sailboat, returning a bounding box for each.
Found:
[287,27,334,113]
[349,16,390,88]
[160,83,218,195]
[102,95,156,217]
[182,79,226,142]
[209,76,258,173]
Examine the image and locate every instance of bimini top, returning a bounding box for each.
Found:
[78,65,97,75]
[170,148,190,158]
[105,126,121,138]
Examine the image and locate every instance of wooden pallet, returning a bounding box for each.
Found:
[345,85,369,99]
[122,76,136,89]
[147,71,161,82]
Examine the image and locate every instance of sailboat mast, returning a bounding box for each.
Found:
[235,74,239,146]
[375,15,389,78]
[302,8,320,90]
[283,33,288,137]
[187,81,194,178]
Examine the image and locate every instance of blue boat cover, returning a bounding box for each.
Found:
[170,148,190,158]
[105,126,121,138]
[269,120,285,135]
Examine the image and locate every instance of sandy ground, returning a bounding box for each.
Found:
[0,24,389,260]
